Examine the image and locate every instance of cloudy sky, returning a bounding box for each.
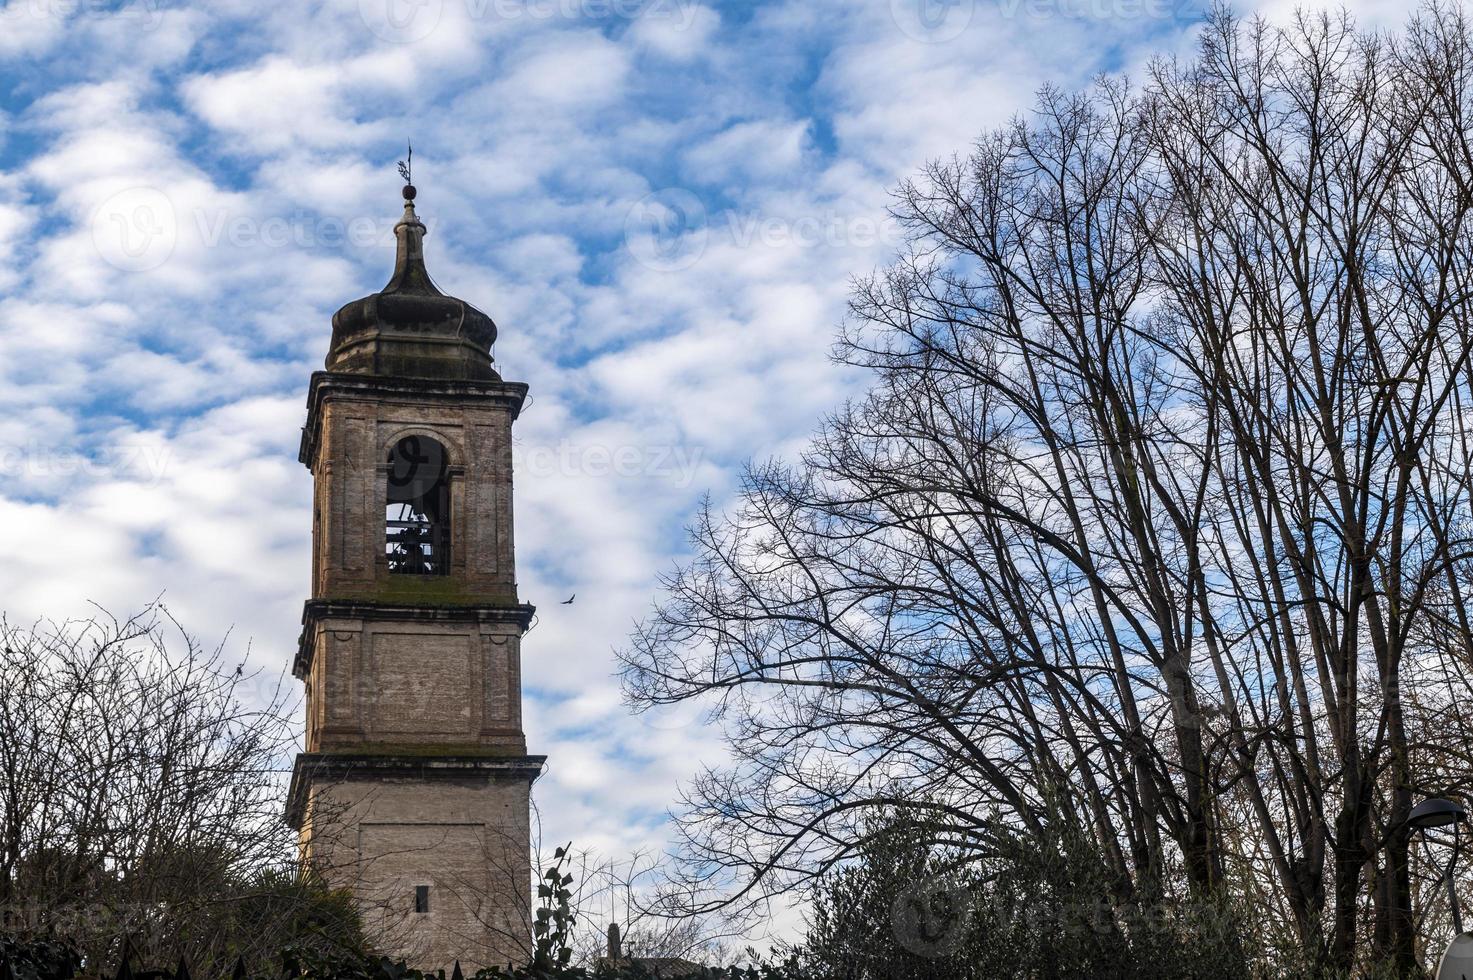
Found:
[0,0,1412,944]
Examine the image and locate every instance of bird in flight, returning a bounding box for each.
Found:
[562,594,576,605]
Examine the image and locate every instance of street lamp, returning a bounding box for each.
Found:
[1412,798,1468,933]
[1410,797,1468,979]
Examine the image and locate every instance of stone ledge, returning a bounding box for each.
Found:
[285,751,547,829]
[293,598,536,678]
[322,577,523,609]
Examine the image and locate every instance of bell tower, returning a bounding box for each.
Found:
[286,180,542,972]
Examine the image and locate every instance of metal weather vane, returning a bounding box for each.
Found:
[397,142,413,186]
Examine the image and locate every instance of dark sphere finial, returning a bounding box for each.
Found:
[402,184,417,201]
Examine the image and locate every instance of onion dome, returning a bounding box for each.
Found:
[326,184,499,381]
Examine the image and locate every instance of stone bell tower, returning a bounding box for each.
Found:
[286,180,542,972]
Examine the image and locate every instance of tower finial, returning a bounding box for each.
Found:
[397,142,415,200]
[386,142,429,292]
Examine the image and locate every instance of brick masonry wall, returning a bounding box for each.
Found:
[294,374,539,973]
[302,775,533,972]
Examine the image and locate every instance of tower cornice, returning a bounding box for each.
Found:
[298,370,529,469]
[285,752,547,830]
[293,598,537,679]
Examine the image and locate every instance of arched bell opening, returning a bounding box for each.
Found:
[385,434,450,576]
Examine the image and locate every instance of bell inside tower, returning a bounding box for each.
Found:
[385,434,450,575]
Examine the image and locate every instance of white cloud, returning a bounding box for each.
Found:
[490,30,632,109]
[626,1,720,60]
[182,57,382,154]
[0,2,66,57]
[683,118,811,184]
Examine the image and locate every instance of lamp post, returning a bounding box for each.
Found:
[1410,797,1468,979]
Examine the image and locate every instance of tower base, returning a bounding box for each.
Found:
[288,754,544,972]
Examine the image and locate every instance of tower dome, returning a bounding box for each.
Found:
[326,185,499,381]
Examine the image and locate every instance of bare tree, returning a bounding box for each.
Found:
[563,848,741,967]
[0,603,362,972]
[622,5,1473,973]
[453,816,736,970]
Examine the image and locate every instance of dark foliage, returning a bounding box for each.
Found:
[802,812,1251,979]
[0,933,807,980]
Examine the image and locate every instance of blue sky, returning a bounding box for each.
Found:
[0,0,1407,944]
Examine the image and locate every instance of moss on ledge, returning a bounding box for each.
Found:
[314,742,528,759]
[335,576,521,607]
